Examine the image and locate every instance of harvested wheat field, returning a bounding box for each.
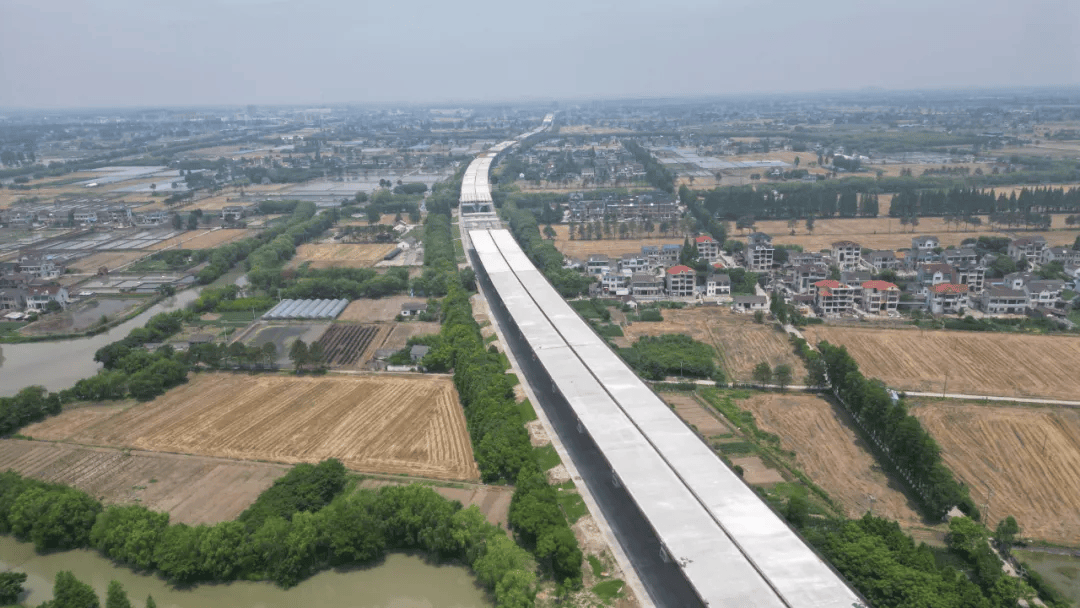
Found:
[911,401,1080,544]
[70,250,149,272]
[549,224,683,258]
[0,439,287,525]
[802,326,1080,401]
[23,373,480,481]
[752,215,1080,252]
[740,393,922,524]
[293,243,397,268]
[149,229,250,251]
[662,392,730,437]
[622,307,806,382]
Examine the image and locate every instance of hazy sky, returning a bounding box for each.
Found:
[2,0,1078,109]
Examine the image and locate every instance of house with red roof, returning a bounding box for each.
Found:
[694,235,721,262]
[927,283,969,314]
[812,279,856,316]
[860,280,900,314]
[665,265,696,297]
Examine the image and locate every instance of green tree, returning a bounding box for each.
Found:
[46,571,100,608]
[542,225,556,240]
[145,597,156,608]
[752,361,773,386]
[105,580,132,608]
[753,310,765,324]
[0,572,27,605]
[171,213,183,231]
[307,341,326,371]
[774,364,793,391]
[289,339,309,372]
[994,516,1020,553]
[784,494,810,528]
[186,214,198,230]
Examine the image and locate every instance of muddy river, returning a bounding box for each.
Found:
[0,289,201,396]
[0,536,489,607]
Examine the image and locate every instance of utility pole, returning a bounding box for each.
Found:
[868,494,876,515]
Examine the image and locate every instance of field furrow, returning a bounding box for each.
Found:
[23,373,479,481]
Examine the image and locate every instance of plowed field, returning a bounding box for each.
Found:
[317,324,391,367]
[0,439,286,524]
[23,373,479,481]
[622,307,806,382]
[802,326,1080,400]
[911,401,1080,545]
[739,393,922,524]
[293,243,396,268]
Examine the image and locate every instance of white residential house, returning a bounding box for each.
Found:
[631,272,663,298]
[221,205,248,221]
[400,302,428,317]
[1001,271,1036,291]
[694,235,721,262]
[927,283,969,315]
[17,256,62,279]
[0,287,27,311]
[72,210,99,223]
[917,263,955,291]
[26,284,69,311]
[868,250,901,270]
[665,265,696,297]
[602,272,631,295]
[135,210,170,226]
[954,264,986,295]
[831,241,862,271]
[705,273,731,297]
[586,254,611,276]
[1007,236,1047,264]
[979,287,1028,315]
[747,232,774,271]
[860,281,900,314]
[943,248,978,267]
[1024,280,1066,309]
[1040,246,1080,265]
[812,280,856,316]
[732,295,768,312]
[619,253,648,274]
[659,244,683,266]
[910,235,941,265]
[791,264,828,294]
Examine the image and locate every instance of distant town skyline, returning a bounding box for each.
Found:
[2,0,1078,109]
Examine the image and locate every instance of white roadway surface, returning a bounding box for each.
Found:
[459,215,655,608]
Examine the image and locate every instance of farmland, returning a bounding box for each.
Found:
[802,326,1080,401]
[751,214,1080,252]
[0,439,287,524]
[148,228,251,251]
[69,250,150,273]
[738,392,922,525]
[911,400,1080,545]
[621,307,806,382]
[317,324,391,367]
[292,243,398,268]
[547,224,682,258]
[23,373,480,481]
[338,295,418,322]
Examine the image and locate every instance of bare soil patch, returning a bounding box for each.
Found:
[0,439,286,525]
[739,392,922,524]
[910,401,1080,545]
[338,296,418,323]
[661,392,729,437]
[382,322,440,351]
[802,326,1080,401]
[730,456,784,485]
[23,373,480,481]
[293,243,396,269]
[316,324,391,367]
[623,307,806,383]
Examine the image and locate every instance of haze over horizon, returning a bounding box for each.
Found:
[2,0,1078,109]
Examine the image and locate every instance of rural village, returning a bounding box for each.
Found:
[0,90,1079,608]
